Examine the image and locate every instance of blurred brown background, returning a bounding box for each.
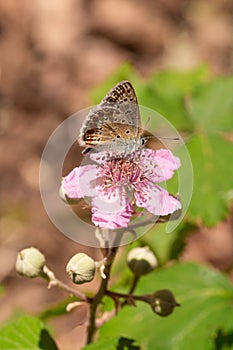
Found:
[0,1,232,349]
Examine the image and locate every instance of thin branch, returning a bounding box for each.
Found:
[128,275,139,294]
[42,265,90,302]
[95,285,148,329]
[106,289,149,303]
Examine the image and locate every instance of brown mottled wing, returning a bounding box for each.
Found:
[79,80,141,146]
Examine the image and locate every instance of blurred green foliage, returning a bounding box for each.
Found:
[1,64,233,350]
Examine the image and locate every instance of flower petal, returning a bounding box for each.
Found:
[135,181,181,216]
[62,165,99,199]
[92,203,132,229]
[91,187,132,229]
[140,148,180,183]
[92,186,129,214]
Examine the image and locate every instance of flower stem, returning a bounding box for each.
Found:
[86,230,123,344]
[42,265,90,302]
[120,274,140,308]
[87,261,111,343]
[129,275,139,294]
[106,289,149,303]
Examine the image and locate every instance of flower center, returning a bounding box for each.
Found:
[99,158,142,189]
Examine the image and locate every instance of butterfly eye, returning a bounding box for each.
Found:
[140,136,145,145]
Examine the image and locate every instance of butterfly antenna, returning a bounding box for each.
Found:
[144,116,180,141]
[158,136,180,141]
[144,116,151,130]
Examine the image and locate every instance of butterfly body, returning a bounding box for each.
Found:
[79,81,145,156]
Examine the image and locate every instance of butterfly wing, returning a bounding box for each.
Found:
[79,81,141,147]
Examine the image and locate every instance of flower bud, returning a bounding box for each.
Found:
[151,289,180,317]
[16,247,45,278]
[127,246,157,276]
[66,253,96,284]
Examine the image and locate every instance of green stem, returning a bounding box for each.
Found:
[129,275,139,294]
[106,289,150,303]
[121,275,140,307]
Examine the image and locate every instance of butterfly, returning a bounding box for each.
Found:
[79,80,146,155]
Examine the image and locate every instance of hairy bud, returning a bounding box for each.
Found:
[66,253,96,284]
[16,247,45,278]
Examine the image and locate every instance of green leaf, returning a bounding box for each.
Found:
[187,134,233,225]
[137,65,209,130]
[99,263,233,350]
[83,337,141,350]
[189,77,233,132]
[143,221,196,265]
[0,315,58,350]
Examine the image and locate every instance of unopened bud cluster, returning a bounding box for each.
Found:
[16,247,45,278]
[66,253,96,284]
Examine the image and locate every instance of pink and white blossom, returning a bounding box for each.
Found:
[61,149,181,229]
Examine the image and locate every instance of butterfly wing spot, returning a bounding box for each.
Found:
[107,97,115,103]
[85,129,95,135]
[125,130,130,134]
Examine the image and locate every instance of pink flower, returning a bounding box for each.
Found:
[61,149,181,229]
